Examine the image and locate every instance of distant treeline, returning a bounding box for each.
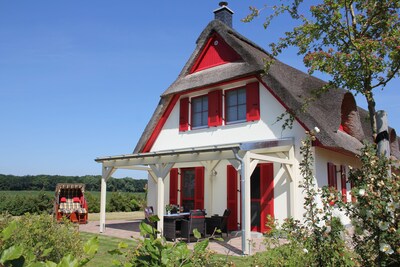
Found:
[0,174,147,192]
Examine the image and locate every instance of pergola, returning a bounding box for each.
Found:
[95,138,296,255]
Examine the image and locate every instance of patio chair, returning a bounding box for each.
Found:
[206,208,231,237]
[180,209,206,242]
[143,206,156,228]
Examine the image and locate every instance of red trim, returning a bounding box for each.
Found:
[190,33,241,73]
[142,94,181,152]
[246,82,260,121]
[327,162,337,189]
[260,163,274,233]
[208,90,223,127]
[191,215,205,219]
[179,97,190,132]
[340,165,347,203]
[194,166,205,210]
[169,168,179,205]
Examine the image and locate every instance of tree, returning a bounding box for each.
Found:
[243,0,400,135]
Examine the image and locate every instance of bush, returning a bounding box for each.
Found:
[85,192,100,213]
[0,193,52,216]
[107,192,142,212]
[0,213,83,263]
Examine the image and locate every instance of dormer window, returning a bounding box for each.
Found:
[226,88,246,123]
[191,95,208,128]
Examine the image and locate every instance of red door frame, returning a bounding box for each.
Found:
[251,163,274,233]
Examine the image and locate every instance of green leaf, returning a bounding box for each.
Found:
[1,220,17,240]
[83,236,99,256]
[194,239,209,254]
[193,228,201,239]
[118,242,128,249]
[139,221,154,236]
[45,262,58,267]
[42,247,53,257]
[27,262,48,267]
[0,245,23,263]
[56,255,78,267]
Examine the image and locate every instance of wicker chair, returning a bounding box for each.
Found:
[180,210,206,242]
[206,208,231,237]
[143,206,156,228]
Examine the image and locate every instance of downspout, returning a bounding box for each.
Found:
[233,148,249,255]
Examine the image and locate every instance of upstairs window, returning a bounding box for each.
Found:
[226,88,246,123]
[191,95,208,128]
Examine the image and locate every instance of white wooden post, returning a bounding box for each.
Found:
[237,153,251,255]
[150,163,173,238]
[100,166,115,233]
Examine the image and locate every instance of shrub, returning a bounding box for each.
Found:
[110,216,227,267]
[85,192,100,213]
[346,144,400,266]
[107,192,142,212]
[0,213,83,263]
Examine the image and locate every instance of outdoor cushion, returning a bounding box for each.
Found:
[73,197,80,203]
[60,197,67,202]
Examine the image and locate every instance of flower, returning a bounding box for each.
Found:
[303,248,309,253]
[387,201,399,212]
[378,221,389,231]
[325,226,331,234]
[358,189,365,196]
[314,126,320,133]
[380,243,394,255]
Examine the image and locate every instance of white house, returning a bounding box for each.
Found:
[95,3,400,255]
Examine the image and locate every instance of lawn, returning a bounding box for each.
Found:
[79,232,250,267]
[80,232,136,267]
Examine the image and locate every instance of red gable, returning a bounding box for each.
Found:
[190,33,241,73]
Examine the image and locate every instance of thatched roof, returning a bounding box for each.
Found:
[134,19,399,159]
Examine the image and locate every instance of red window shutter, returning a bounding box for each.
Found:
[227,165,238,231]
[340,165,347,203]
[208,90,222,127]
[327,162,337,189]
[194,166,205,210]
[169,168,179,205]
[246,82,260,121]
[260,163,274,233]
[179,97,189,132]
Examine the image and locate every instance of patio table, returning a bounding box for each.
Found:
[163,212,190,240]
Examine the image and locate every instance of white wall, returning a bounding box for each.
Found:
[151,79,305,152]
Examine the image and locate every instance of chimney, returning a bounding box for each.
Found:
[214,2,234,28]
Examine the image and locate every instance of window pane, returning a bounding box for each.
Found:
[238,104,246,121]
[227,106,237,122]
[202,97,208,111]
[182,169,195,198]
[226,91,237,106]
[192,113,201,128]
[192,99,202,113]
[238,89,246,104]
[202,111,208,126]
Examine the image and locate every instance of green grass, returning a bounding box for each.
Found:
[80,232,137,267]
[79,232,251,267]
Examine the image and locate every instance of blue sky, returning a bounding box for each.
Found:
[0,1,398,179]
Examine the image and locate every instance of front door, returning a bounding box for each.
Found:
[251,163,274,233]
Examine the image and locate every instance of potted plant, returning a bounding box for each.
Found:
[165,204,173,215]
